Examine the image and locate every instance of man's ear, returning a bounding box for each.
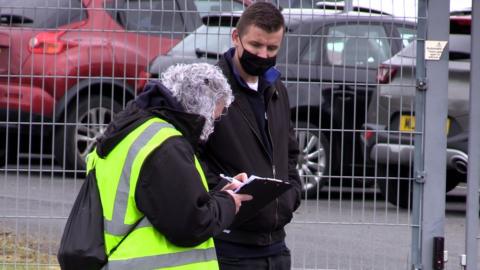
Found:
[232,28,240,46]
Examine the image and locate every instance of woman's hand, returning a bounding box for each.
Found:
[221,172,252,213]
[221,172,248,191]
[224,190,252,214]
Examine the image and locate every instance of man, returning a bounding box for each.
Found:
[91,63,251,269]
[200,2,302,269]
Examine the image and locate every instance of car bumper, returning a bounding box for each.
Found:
[0,79,55,118]
[362,124,469,175]
[370,143,468,174]
[0,108,53,135]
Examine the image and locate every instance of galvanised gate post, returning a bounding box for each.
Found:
[464,0,480,268]
[412,0,450,269]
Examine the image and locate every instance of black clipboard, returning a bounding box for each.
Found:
[230,175,292,227]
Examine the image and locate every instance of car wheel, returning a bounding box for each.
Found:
[295,122,329,199]
[55,95,122,172]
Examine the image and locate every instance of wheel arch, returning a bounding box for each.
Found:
[54,78,136,122]
[290,105,332,130]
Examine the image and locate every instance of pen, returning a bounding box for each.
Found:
[219,174,236,183]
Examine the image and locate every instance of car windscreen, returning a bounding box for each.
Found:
[397,26,416,48]
[325,23,392,67]
[194,0,245,17]
[275,0,315,9]
[0,0,86,28]
[170,25,233,57]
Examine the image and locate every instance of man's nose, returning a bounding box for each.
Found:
[256,47,268,58]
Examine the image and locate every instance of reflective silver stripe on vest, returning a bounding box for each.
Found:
[103,248,216,270]
[104,122,174,236]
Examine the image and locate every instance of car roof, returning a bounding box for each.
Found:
[201,11,243,26]
[314,1,393,16]
[283,7,416,24]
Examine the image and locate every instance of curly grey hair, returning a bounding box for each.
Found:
[161,63,234,141]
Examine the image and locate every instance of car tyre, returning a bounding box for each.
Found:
[55,95,122,173]
[446,169,462,193]
[295,122,329,199]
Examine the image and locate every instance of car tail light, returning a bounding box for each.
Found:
[450,16,471,35]
[377,64,397,84]
[450,16,471,27]
[29,33,67,54]
[28,19,85,55]
[363,130,375,142]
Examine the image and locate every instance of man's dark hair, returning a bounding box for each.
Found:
[236,2,285,37]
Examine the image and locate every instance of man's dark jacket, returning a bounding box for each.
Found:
[200,53,302,247]
[95,81,236,247]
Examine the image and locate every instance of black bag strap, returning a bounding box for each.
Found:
[107,216,145,256]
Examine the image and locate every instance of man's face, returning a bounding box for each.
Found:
[232,24,284,59]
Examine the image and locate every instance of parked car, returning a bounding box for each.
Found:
[0,0,250,171]
[361,15,471,208]
[148,10,416,197]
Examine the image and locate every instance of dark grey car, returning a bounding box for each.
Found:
[362,16,471,208]
[149,10,416,198]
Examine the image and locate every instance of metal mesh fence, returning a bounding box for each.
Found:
[0,0,474,269]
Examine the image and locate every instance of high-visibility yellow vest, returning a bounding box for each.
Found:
[87,117,218,270]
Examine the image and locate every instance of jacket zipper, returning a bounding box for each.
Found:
[266,87,278,244]
[239,84,279,244]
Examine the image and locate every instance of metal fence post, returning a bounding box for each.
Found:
[411,0,427,268]
[419,0,451,270]
[464,0,480,268]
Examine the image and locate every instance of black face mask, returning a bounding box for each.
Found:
[238,39,277,76]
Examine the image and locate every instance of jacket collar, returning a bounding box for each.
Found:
[217,57,269,151]
[224,48,280,92]
[137,81,206,146]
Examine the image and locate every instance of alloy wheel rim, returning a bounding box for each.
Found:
[76,107,112,161]
[296,130,327,191]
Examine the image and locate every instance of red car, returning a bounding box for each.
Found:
[0,0,249,171]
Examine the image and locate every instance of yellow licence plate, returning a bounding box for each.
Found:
[399,115,450,134]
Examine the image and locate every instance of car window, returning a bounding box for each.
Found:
[108,0,186,34]
[193,0,245,17]
[275,0,315,8]
[0,0,86,28]
[170,25,233,57]
[321,24,391,67]
[397,26,416,47]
